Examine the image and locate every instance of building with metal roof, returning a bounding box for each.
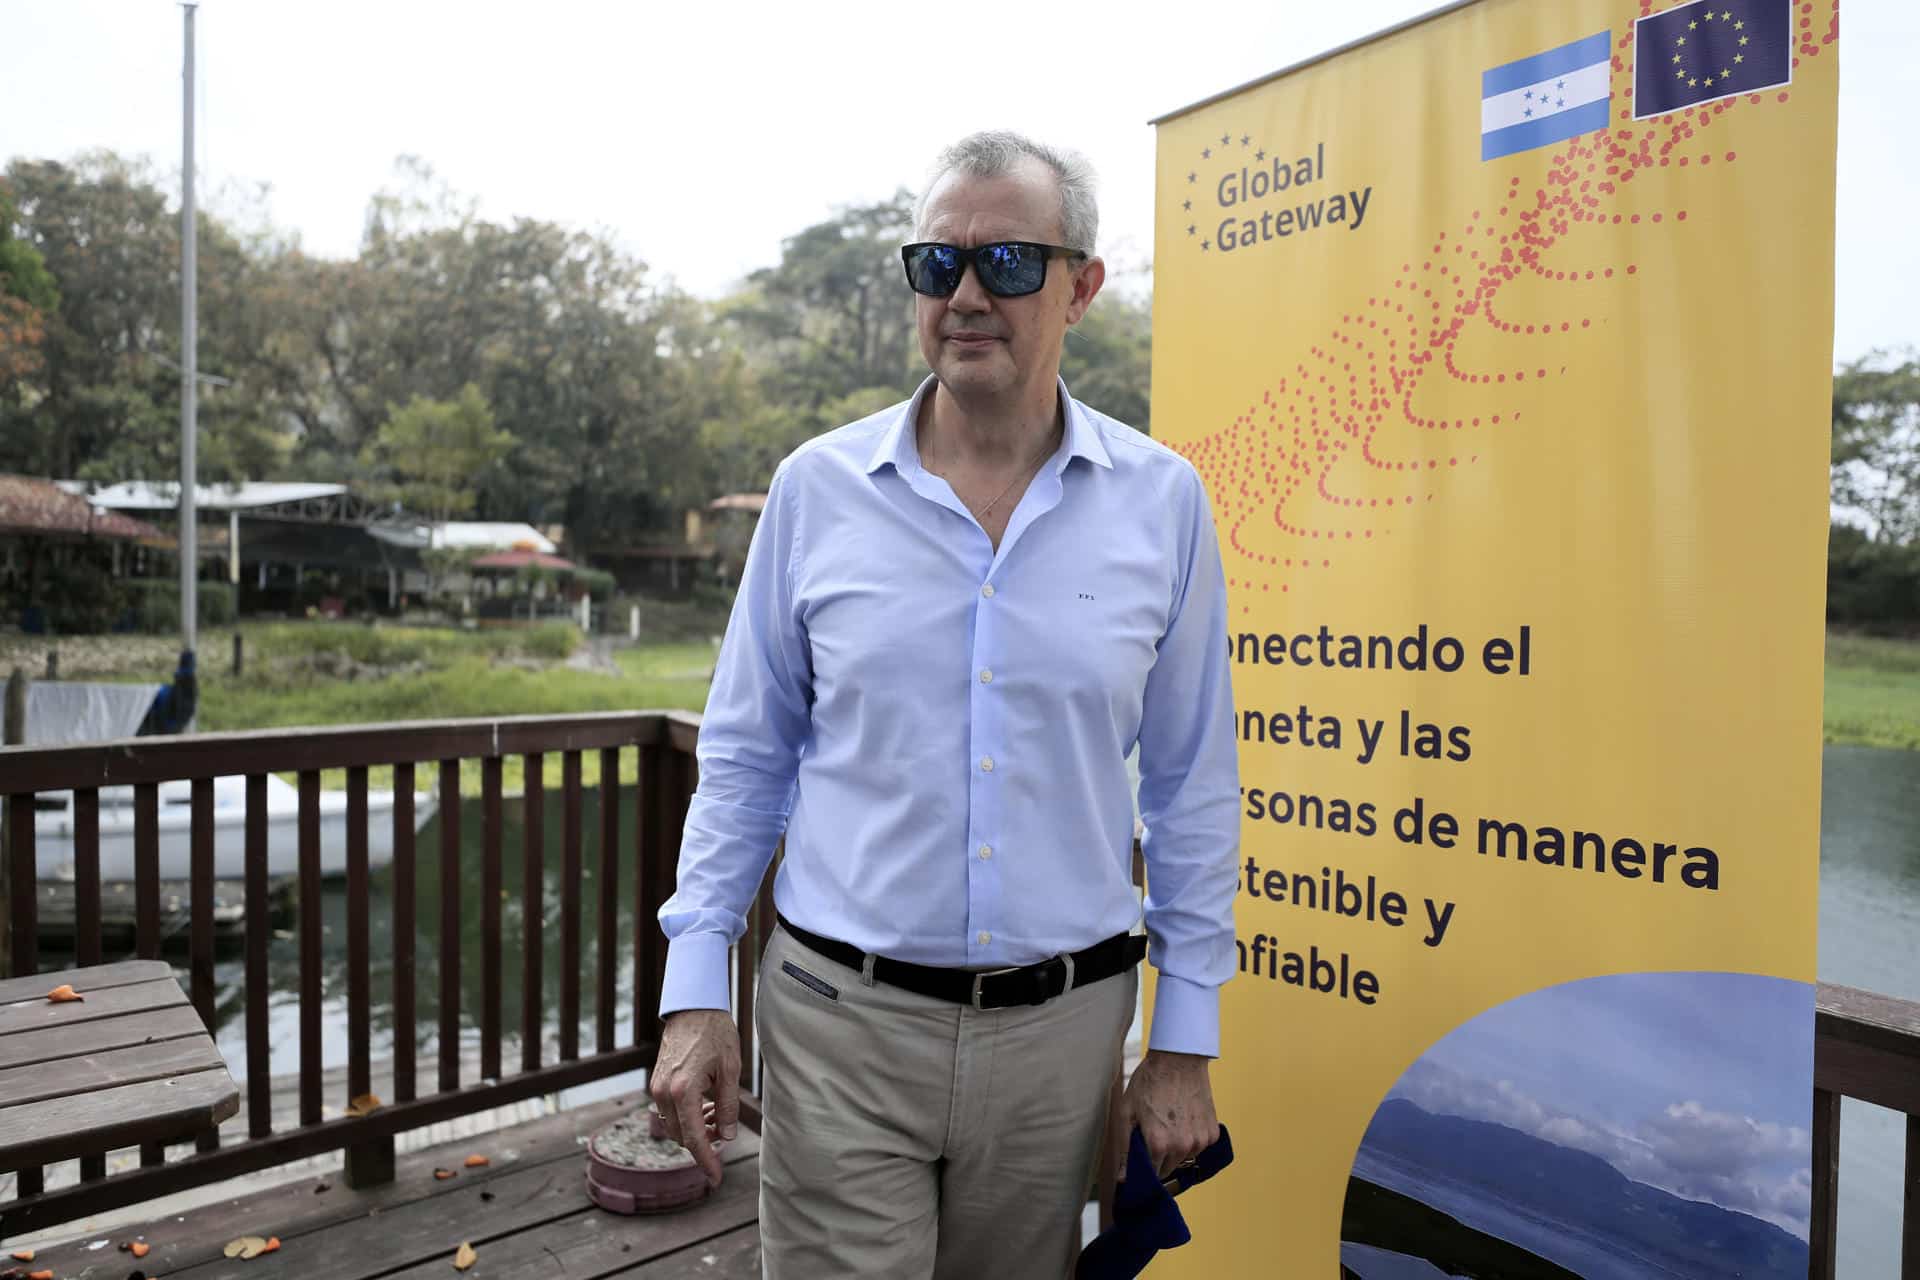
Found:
[54,480,351,511]
[3,476,166,542]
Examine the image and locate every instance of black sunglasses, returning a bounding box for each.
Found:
[900,241,1086,299]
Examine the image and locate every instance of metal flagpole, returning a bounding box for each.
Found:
[180,2,199,655]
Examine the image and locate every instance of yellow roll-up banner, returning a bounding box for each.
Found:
[1148,0,1836,1274]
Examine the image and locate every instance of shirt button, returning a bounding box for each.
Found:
[979,844,993,860]
[979,669,993,684]
[981,584,995,598]
[980,756,995,772]
[978,931,992,945]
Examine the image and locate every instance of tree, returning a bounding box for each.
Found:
[0,150,1156,584]
[0,154,301,483]
[0,185,59,385]
[271,160,723,558]
[0,156,181,480]
[360,383,513,602]
[723,192,922,411]
[1062,285,1153,431]
[1832,349,1920,546]
[361,383,512,525]
[1827,521,1920,625]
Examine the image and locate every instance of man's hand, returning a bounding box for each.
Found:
[1115,1049,1218,1181]
[649,1009,741,1188]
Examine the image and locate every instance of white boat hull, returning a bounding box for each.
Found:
[33,775,439,882]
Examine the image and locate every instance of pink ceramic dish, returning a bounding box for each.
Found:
[584,1110,725,1215]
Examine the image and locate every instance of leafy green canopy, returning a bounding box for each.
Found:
[0,154,1155,552]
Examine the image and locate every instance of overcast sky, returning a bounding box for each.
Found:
[6,0,1913,362]
[1392,971,1814,1236]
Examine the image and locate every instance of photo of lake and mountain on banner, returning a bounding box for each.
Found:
[1339,971,1814,1280]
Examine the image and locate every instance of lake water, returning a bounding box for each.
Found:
[99,744,1919,1272]
[196,785,649,1080]
[1816,744,1920,1279]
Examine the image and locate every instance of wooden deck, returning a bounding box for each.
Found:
[17,1096,762,1279]
[6,717,1918,1276]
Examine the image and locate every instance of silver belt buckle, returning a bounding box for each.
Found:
[971,965,1023,1011]
[970,953,1075,1010]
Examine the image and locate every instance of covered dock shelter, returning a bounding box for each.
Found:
[66,483,559,615]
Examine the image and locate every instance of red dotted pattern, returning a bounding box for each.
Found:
[1175,0,1838,610]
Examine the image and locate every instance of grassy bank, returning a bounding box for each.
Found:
[215,623,719,791]
[1824,630,1920,751]
[1,620,718,791]
[219,631,718,791]
[9,621,1919,761]
[197,624,713,731]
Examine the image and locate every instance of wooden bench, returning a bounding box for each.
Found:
[0,960,239,1174]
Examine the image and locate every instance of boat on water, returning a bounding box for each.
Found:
[32,773,438,882]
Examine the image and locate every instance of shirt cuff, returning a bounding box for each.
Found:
[659,931,734,1018]
[1147,971,1220,1058]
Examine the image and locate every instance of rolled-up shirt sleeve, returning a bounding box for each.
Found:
[657,463,813,1017]
[1134,465,1240,1058]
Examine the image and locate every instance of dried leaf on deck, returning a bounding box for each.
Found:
[433,1167,458,1180]
[224,1234,272,1259]
[453,1241,478,1270]
[7,1251,30,1262]
[28,1270,53,1280]
[463,1154,489,1167]
[346,1093,383,1117]
[44,984,81,1003]
[264,1237,282,1253]
[129,1240,152,1257]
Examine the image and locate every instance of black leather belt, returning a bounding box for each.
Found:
[776,912,1147,1011]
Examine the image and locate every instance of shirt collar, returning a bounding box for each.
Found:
[865,375,1115,477]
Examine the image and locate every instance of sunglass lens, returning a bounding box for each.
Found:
[907,245,963,296]
[977,243,1047,296]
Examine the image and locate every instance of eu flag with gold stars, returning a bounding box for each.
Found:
[1634,0,1791,117]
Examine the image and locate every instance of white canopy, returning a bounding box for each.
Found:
[60,481,349,511]
[365,521,557,553]
[25,683,163,746]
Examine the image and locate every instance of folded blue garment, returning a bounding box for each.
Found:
[1075,1124,1233,1279]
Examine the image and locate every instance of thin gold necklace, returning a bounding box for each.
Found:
[930,426,1059,521]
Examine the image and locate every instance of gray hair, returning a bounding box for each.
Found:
[914,130,1099,255]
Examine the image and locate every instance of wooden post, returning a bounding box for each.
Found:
[232,631,244,677]
[345,1135,396,1189]
[1810,1087,1840,1280]
[44,650,57,681]
[1905,1113,1919,1280]
[6,669,25,742]
[1,667,26,979]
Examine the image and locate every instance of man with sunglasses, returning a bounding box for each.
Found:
[651,130,1239,1277]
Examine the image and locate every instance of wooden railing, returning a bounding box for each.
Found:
[1,716,1913,1270]
[0,710,774,1239]
[1811,982,1920,1278]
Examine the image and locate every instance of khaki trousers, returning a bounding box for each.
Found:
[756,923,1136,1279]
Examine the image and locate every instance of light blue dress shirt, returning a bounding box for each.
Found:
[658,376,1241,1056]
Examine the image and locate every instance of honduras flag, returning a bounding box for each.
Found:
[1481,32,1613,162]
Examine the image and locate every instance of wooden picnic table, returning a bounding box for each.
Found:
[0,959,238,1172]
